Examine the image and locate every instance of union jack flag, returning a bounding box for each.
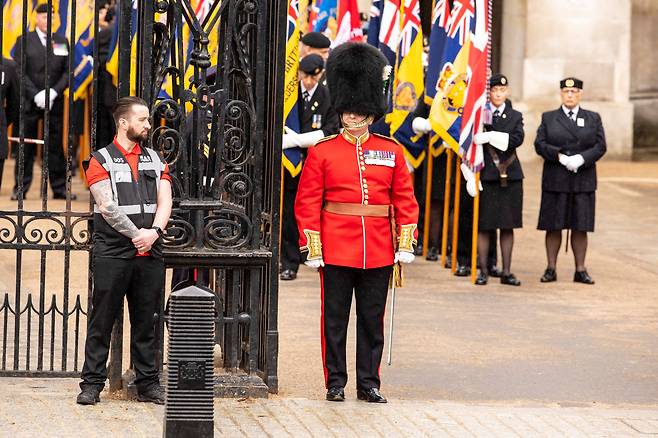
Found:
[447,0,474,46]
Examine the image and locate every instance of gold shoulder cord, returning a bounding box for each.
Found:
[397,224,417,253]
[302,229,323,260]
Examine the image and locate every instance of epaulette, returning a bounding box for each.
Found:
[372,132,403,146]
[314,134,338,145]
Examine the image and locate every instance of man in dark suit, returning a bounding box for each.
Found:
[12,3,74,200]
[471,74,525,286]
[534,77,606,284]
[0,58,20,191]
[280,54,339,281]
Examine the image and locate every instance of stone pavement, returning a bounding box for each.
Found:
[2,377,658,437]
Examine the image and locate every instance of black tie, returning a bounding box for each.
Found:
[302,90,310,110]
[493,109,500,122]
[568,110,575,122]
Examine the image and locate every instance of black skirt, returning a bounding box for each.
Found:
[479,180,523,230]
[537,191,595,232]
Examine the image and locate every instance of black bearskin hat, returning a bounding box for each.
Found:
[326,42,390,121]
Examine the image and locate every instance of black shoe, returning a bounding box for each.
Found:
[357,388,387,403]
[76,387,101,405]
[10,191,22,201]
[454,264,470,277]
[475,271,488,285]
[414,243,424,256]
[53,192,77,200]
[574,270,595,285]
[444,257,452,269]
[280,269,297,281]
[540,268,557,283]
[425,247,439,261]
[501,273,521,286]
[137,385,165,405]
[488,266,503,278]
[326,387,345,402]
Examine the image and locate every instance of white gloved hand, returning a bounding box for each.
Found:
[486,131,509,151]
[411,117,432,135]
[296,129,325,148]
[47,89,58,110]
[282,132,303,149]
[304,258,325,269]
[558,153,570,167]
[566,154,585,172]
[460,163,482,197]
[473,132,490,145]
[394,251,415,264]
[33,89,46,109]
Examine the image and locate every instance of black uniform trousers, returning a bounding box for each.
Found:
[81,256,164,393]
[320,264,393,390]
[281,171,301,272]
[13,102,67,195]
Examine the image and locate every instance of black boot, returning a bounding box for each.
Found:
[76,387,101,405]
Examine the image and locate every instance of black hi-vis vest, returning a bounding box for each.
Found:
[91,142,166,258]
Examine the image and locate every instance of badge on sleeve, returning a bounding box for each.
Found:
[577,117,585,127]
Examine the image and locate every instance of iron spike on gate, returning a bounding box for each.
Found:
[164,286,216,437]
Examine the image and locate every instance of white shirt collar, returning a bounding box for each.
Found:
[35,28,48,46]
[492,102,505,115]
[301,83,319,100]
[562,105,580,119]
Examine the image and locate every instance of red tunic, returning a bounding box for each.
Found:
[295,131,419,269]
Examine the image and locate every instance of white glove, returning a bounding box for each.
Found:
[474,131,509,151]
[394,251,415,264]
[460,163,482,197]
[296,130,325,148]
[304,258,325,269]
[558,153,570,167]
[566,154,585,172]
[47,89,58,110]
[33,89,46,109]
[282,132,302,149]
[473,132,490,145]
[412,117,432,135]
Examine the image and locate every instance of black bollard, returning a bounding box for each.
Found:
[164,285,215,437]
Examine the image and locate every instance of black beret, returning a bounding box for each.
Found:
[490,73,508,87]
[560,77,583,89]
[326,42,389,121]
[300,32,331,49]
[35,3,51,13]
[299,54,324,75]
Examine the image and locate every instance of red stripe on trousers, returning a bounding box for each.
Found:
[319,267,329,388]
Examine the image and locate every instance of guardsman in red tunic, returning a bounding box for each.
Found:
[295,43,419,403]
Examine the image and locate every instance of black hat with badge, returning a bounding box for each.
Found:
[35,3,52,13]
[490,73,508,87]
[326,42,390,121]
[560,77,583,89]
[300,32,331,49]
[299,54,324,76]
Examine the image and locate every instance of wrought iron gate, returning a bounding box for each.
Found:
[0,0,285,393]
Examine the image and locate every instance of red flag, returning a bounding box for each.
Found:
[334,0,363,46]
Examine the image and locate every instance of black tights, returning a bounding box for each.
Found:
[545,230,588,271]
[478,229,514,275]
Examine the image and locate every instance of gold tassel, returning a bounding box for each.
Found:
[391,262,403,288]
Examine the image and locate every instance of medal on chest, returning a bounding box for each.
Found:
[363,150,395,167]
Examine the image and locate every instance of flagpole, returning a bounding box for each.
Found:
[451,154,461,274]
[440,148,452,268]
[422,147,433,258]
[471,171,481,284]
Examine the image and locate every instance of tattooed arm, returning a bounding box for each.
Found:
[89,179,139,239]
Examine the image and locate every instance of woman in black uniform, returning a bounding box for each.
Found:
[534,77,606,284]
[473,74,525,286]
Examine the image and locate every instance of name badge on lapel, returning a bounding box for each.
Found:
[52,42,69,57]
[576,118,585,127]
[363,150,395,167]
[312,114,322,129]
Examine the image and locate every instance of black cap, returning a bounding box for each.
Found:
[560,77,583,89]
[35,3,52,14]
[490,73,508,87]
[326,42,389,121]
[300,32,331,49]
[299,54,324,75]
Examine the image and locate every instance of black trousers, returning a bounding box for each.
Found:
[0,158,4,191]
[281,171,301,272]
[81,256,164,392]
[320,264,393,390]
[13,105,67,195]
